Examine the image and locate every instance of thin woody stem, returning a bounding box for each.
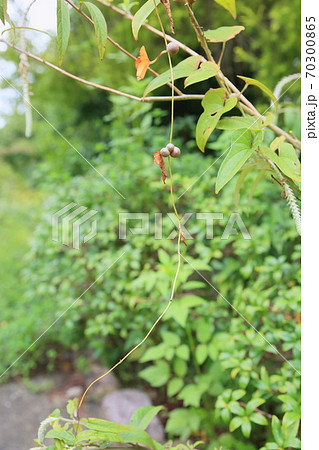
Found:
[65,0,184,96]
[0,39,202,103]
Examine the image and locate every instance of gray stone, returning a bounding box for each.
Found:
[101,389,165,443]
[84,364,120,400]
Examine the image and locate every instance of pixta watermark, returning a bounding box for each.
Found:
[118,212,251,240]
[52,202,98,249]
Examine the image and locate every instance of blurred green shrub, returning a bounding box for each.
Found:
[0,97,300,448]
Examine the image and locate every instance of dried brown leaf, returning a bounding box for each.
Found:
[179,227,187,246]
[161,0,175,34]
[154,151,167,183]
[135,46,151,80]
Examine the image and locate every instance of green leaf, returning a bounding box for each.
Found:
[229,416,243,432]
[196,89,237,152]
[279,143,301,172]
[270,136,286,151]
[217,116,262,131]
[45,430,75,445]
[196,321,212,343]
[232,389,246,401]
[272,416,284,446]
[229,401,245,415]
[221,407,231,423]
[265,444,280,449]
[66,398,78,418]
[166,409,201,441]
[207,341,218,360]
[241,417,252,438]
[250,412,268,426]
[195,344,208,365]
[139,360,170,387]
[84,418,130,433]
[76,430,123,443]
[261,147,301,182]
[173,357,188,377]
[175,344,190,360]
[82,2,107,60]
[0,0,7,24]
[132,0,160,40]
[75,430,99,443]
[163,295,205,327]
[144,56,201,96]
[214,0,236,19]
[184,61,219,88]
[238,75,277,105]
[205,26,244,43]
[168,377,184,396]
[163,303,189,327]
[246,398,265,414]
[57,0,70,65]
[180,295,206,308]
[278,395,299,412]
[263,111,275,127]
[201,87,226,112]
[216,129,255,193]
[140,343,167,362]
[130,405,163,430]
[120,427,157,449]
[161,330,181,347]
[178,384,202,407]
[285,438,301,448]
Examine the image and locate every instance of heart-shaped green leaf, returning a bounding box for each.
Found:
[184,61,219,87]
[196,89,237,152]
[144,56,201,96]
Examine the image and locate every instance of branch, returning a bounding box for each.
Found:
[0,39,202,103]
[99,0,301,150]
[65,0,184,96]
[96,0,200,57]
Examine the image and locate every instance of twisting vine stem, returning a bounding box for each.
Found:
[78,1,184,418]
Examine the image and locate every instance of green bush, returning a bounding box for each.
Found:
[0,97,300,448]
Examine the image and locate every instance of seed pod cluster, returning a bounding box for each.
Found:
[160,143,181,158]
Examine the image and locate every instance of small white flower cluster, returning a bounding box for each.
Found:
[283,182,301,236]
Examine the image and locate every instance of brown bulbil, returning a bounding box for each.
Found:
[171,146,181,158]
[167,42,179,55]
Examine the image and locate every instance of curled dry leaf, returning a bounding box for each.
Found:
[154,151,167,184]
[135,46,151,80]
[160,0,175,34]
[179,227,187,246]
